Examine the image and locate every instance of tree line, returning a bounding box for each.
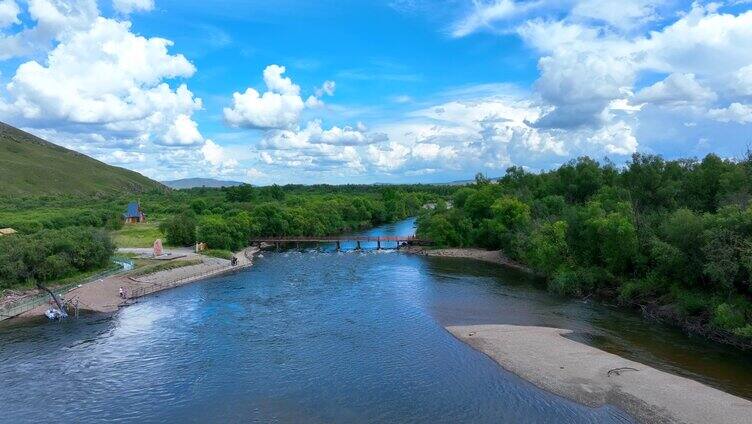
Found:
[417,154,752,343]
[160,187,431,251]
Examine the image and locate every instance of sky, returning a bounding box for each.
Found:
[0,1,751,184]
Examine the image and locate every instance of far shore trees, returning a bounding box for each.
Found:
[417,153,752,343]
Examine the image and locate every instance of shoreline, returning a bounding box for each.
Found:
[10,246,258,321]
[402,245,536,274]
[447,324,752,424]
[407,246,752,350]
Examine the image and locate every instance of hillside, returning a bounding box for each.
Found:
[162,178,245,189]
[0,122,166,196]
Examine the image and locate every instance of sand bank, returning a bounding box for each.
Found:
[404,246,534,273]
[447,324,752,424]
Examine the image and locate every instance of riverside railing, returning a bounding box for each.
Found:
[0,258,133,321]
[127,259,251,300]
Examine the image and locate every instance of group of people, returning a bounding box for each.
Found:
[118,286,128,299]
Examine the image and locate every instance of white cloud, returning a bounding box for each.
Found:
[224,65,334,129]
[113,0,154,14]
[451,0,539,38]
[633,73,716,106]
[571,0,658,31]
[708,103,752,124]
[109,149,145,164]
[734,65,752,96]
[224,86,305,129]
[315,80,336,97]
[163,114,203,145]
[263,64,300,95]
[245,167,265,180]
[0,0,100,59]
[201,139,237,167]
[0,0,20,28]
[2,17,201,147]
[260,120,387,149]
[510,3,752,139]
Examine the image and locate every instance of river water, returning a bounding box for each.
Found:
[1,219,750,423]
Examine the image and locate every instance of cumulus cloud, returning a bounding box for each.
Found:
[224,65,335,129]
[0,0,100,59]
[163,114,203,146]
[260,120,387,150]
[1,17,202,147]
[508,2,752,144]
[708,103,752,124]
[113,0,154,14]
[0,0,20,28]
[360,92,639,177]
[633,73,716,106]
[224,86,306,129]
[201,139,238,168]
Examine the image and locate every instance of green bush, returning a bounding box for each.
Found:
[0,227,114,289]
[675,290,712,316]
[712,303,746,330]
[160,211,197,246]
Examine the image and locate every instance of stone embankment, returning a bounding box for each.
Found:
[16,247,257,318]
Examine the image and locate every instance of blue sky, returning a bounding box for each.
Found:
[1,1,751,184]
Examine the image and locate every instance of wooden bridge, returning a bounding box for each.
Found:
[250,235,431,250]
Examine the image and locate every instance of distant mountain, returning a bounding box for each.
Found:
[0,122,166,196]
[161,178,246,189]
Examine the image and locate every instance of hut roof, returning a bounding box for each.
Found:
[0,228,17,236]
[123,202,142,218]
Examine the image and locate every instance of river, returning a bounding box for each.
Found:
[0,218,750,423]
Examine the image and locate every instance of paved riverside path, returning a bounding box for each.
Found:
[18,247,257,318]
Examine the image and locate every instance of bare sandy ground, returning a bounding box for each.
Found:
[447,324,752,424]
[404,246,534,273]
[19,247,258,318]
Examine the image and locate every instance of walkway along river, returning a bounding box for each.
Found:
[0,219,750,423]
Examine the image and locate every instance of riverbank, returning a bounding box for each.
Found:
[15,246,258,319]
[447,324,752,424]
[403,246,535,274]
[409,246,752,350]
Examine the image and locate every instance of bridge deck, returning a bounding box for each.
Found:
[250,235,429,243]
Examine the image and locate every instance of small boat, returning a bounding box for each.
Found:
[44,308,65,320]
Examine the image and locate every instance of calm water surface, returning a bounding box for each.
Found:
[1,219,750,423]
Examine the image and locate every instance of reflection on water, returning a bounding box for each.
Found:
[0,219,749,423]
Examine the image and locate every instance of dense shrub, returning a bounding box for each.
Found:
[416,153,752,337]
[0,227,114,289]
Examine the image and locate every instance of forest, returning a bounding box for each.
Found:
[416,153,752,344]
[0,184,448,291]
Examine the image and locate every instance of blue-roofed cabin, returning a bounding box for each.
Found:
[123,202,146,224]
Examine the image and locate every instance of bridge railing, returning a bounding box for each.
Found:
[249,235,430,243]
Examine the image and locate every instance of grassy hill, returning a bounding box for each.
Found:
[0,122,166,196]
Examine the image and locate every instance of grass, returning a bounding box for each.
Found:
[111,222,166,248]
[0,121,165,196]
[129,259,203,277]
[200,249,234,260]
